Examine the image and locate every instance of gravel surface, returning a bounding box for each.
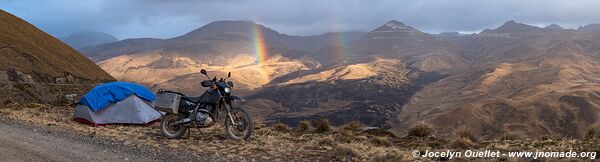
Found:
[0,119,223,162]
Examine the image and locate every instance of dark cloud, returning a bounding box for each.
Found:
[1,0,600,39]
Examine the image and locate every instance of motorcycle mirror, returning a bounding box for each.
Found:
[227,72,231,78]
[200,69,207,75]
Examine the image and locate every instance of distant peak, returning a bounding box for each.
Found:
[177,20,281,41]
[577,23,600,32]
[207,20,257,26]
[373,20,419,32]
[504,20,518,25]
[545,24,563,29]
[499,20,524,28]
[490,20,540,33]
[386,20,406,26]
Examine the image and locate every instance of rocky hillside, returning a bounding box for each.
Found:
[88,21,321,95]
[248,20,600,139]
[0,10,114,104]
[80,19,600,138]
[392,21,600,138]
[246,21,459,127]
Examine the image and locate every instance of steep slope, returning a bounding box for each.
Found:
[391,21,600,138]
[79,38,164,61]
[345,20,469,73]
[247,57,446,126]
[0,10,114,104]
[244,20,460,127]
[62,31,118,49]
[93,21,320,95]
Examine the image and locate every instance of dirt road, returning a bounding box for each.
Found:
[0,119,215,162]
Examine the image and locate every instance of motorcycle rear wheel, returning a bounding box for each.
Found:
[160,113,188,139]
[224,107,253,140]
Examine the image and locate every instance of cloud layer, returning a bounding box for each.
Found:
[2,0,600,39]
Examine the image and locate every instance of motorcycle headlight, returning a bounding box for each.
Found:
[224,87,231,93]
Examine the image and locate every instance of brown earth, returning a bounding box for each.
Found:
[0,104,599,161]
[0,10,113,82]
[79,19,600,139]
[0,9,114,105]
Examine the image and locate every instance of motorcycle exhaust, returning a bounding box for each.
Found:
[169,118,192,127]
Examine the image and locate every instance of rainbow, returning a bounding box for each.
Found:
[251,22,270,80]
[327,6,348,65]
[329,32,347,65]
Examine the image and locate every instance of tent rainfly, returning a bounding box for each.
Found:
[73,82,161,126]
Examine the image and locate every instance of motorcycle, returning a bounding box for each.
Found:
[158,69,253,140]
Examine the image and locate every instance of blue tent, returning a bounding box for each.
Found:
[78,82,156,111]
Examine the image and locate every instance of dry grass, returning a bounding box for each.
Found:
[318,136,335,146]
[451,137,475,149]
[372,149,406,162]
[585,124,600,140]
[297,120,310,132]
[407,121,434,138]
[342,120,365,132]
[499,132,527,141]
[334,130,356,143]
[371,136,391,147]
[2,104,600,161]
[312,118,332,133]
[273,123,290,132]
[454,125,477,142]
[0,10,114,81]
[331,144,361,159]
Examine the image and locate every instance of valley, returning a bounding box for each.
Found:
[79,18,600,139]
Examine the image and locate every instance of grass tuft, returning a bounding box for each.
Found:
[452,137,475,149]
[342,121,365,132]
[297,120,311,132]
[312,118,332,133]
[332,144,360,159]
[319,136,335,146]
[585,124,600,140]
[407,121,434,138]
[371,136,391,147]
[273,123,290,132]
[454,125,477,142]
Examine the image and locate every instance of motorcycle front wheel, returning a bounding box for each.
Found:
[224,107,253,140]
[160,113,188,139]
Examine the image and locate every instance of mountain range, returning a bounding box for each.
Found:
[75,19,600,138]
[62,31,119,49]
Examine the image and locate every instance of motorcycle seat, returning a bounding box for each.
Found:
[181,96,202,103]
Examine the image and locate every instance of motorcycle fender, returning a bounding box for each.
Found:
[226,96,247,103]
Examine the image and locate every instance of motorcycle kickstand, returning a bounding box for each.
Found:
[186,129,191,139]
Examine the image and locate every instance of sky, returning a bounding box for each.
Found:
[1,0,600,39]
